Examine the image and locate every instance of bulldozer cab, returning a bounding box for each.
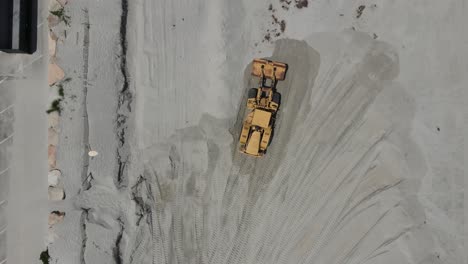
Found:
[251,109,272,128]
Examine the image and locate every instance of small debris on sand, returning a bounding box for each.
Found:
[295,0,308,9]
[272,14,279,24]
[262,4,290,43]
[356,5,366,18]
[279,0,293,10]
[280,20,286,32]
[88,150,99,157]
[373,33,378,39]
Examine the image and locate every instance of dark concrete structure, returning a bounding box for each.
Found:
[0,0,37,54]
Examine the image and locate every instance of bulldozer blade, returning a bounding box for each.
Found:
[252,59,287,81]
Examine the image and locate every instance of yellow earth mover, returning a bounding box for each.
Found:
[239,59,287,157]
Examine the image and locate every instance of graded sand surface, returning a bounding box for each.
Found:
[41,0,467,263]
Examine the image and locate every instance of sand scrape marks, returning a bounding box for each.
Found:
[129,118,231,264]
[241,34,405,263]
[213,33,405,264]
[214,39,320,264]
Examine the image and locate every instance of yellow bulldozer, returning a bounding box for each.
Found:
[239,59,288,157]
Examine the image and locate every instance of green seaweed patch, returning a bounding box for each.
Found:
[39,248,50,264]
[47,99,63,114]
[50,7,71,26]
